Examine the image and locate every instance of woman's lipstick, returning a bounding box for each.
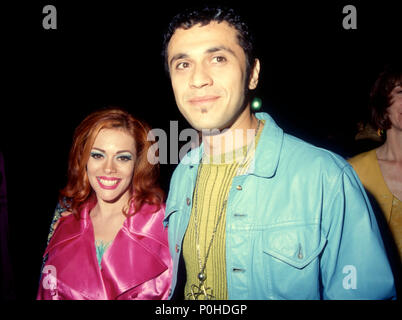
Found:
[96,176,121,190]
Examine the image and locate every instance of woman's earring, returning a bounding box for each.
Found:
[377,128,384,137]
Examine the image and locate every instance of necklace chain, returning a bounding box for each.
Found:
[188,119,261,300]
[238,118,261,168]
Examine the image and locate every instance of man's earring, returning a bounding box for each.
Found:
[251,97,262,111]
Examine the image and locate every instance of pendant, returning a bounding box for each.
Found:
[188,282,215,300]
[187,273,214,300]
[198,272,206,282]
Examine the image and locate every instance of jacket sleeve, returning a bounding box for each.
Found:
[46,202,68,245]
[320,165,396,299]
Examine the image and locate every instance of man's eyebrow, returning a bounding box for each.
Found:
[169,46,237,68]
[205,46,236,57]
[169,53,189,68]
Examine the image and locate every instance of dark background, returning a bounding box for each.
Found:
[0,0,400,300]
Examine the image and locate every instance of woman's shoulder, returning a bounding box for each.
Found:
[129,202,166,229]
[348,148,377,168]
[134,202,165,218]
[347,148,386,191]
[45,210,85,255]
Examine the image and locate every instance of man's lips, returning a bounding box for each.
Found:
[188,95,220,105]
[96,176,121,190]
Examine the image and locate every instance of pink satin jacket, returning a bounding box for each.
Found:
[37,201,172,300]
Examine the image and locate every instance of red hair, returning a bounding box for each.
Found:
[59,107,164,216]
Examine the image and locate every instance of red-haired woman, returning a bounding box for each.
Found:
[37,108,171,300]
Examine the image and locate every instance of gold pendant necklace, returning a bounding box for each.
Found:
[187,165,227,300]
[187,119,261,300]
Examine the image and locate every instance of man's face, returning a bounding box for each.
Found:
[167,21,259,131]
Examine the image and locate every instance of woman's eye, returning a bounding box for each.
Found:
[117,155,133,162]
[90,152,104,159]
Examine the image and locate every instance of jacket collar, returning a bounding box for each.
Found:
[44,199,169,299]
[252,112,284,178]
[180,112,284,178]
[100,202,169,297]
[46,199,167,255]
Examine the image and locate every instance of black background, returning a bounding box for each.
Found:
[0,0,400,301]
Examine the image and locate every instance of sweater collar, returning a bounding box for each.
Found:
[181,112,284,178]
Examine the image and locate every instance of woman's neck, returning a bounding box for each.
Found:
[91,193,130,221]
[377,128,402,162]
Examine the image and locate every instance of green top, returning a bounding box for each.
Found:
[95,240,112,269]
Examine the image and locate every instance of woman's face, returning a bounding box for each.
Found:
[87,128,136,204]
[387,84,402,131]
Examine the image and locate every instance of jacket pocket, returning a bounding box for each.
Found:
[258,223,327,299]
[262,223,327,269]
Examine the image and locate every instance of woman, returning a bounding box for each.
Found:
[348,65,402,264]
[37,108,171,300]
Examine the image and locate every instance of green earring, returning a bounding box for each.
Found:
[251,97,262,111]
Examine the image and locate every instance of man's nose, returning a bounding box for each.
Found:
[189,65,213,89]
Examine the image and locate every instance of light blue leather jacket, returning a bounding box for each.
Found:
[164,112,396,299]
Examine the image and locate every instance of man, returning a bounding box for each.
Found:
[162,6,396,299]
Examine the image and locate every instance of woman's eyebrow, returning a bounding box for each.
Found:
[116,150,134,155]
[91,148,133,155]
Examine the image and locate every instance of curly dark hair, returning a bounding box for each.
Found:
[162,5,256,79]
[370,64,402,132]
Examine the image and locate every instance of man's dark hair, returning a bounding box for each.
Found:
[370,64,402,132]
[162,5,256,79]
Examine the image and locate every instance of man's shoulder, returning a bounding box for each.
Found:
[166,159,195,204]
[280,132,349,172]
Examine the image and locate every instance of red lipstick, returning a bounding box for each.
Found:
[96,176,121,190]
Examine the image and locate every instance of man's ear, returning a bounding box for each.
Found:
[248,58,260,90]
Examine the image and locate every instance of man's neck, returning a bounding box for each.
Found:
[202,107,259,157]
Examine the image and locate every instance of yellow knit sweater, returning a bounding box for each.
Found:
[183,122,264,300]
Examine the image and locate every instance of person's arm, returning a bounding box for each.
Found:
[320,165,396,299]
[46,202,68,245]
[39,201,71,296]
